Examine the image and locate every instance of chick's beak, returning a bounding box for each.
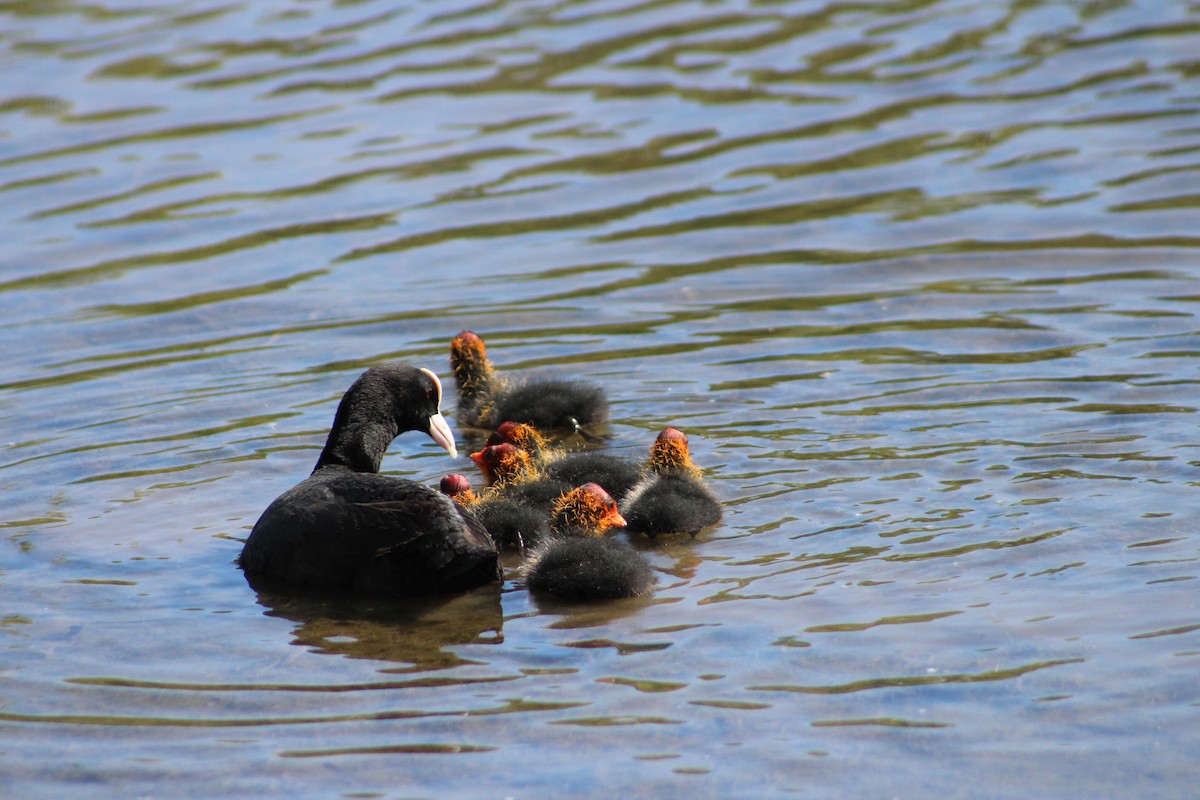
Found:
[608,508,628,528]
[427,411,457,459]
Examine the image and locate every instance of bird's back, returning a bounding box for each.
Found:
[241,469,499,594]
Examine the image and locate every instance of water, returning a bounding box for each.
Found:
[2,0,1199,796]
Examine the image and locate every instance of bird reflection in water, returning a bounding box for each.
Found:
[246,574,503,673]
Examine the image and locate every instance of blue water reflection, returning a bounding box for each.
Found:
[2,0,1199,797]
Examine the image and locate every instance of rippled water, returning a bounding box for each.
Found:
[3,0,1199,796]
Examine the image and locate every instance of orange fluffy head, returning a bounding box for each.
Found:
[470,442,534,485]
[486,421,549,458]
[550,483,627,536]
[449,331,494,403]
[647,427,701,478]
[450,330,487,359]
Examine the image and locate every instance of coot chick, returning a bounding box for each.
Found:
[240,366,500,595]
[542,451,644,501]
[548,481,628,536]
[525,484,655,601]
[439,473,479,504]
[440,471,553,552]
[622,428,722,541]
[470,440,537,486]
[470,441,575,509]
[485,420,554,459]
[481,421,644,500]
[449,331,608,433]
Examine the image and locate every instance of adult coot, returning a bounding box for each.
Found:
[240,365,500,595]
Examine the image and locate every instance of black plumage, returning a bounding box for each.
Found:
[450,331,608,432]
[439,471,563,552]
[620,427,723,542]
[525,537,654,601]
[501,476,576,510]
[622,473,722,541]
[479,422,645,502]
[524,483,655,601]
[472,497,552,551]
[486,380,608,432]
[240,365,500,595]
[540,452,644,501]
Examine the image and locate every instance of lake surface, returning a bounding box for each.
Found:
[2,0,1199,797]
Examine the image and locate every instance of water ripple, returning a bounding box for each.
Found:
[3,0,1199,797]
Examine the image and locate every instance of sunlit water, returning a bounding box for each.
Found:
[2,0,1199,797]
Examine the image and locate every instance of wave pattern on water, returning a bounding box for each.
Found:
[2,0,1199,798]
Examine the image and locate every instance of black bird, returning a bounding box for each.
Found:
[476,422,644,501]
[449,331,608,433]
[468,440,574,507]
[240,365,500,595]
[524,484,655,601]
[622,428,722,541]
[439,471,555,552]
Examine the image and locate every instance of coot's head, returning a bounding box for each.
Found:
[470,442,534,485]
[315,365,457,472]
[383,366,456,458]
[647,427,699,478]
[550,483,627,536]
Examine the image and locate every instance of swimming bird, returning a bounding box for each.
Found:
[449,331,608,433]
[477,421,644,500]
[524,483,655,601]
[470,441,576,508]
[622,427,722,541]
[240,365,500,595]
[440,470,554,552]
